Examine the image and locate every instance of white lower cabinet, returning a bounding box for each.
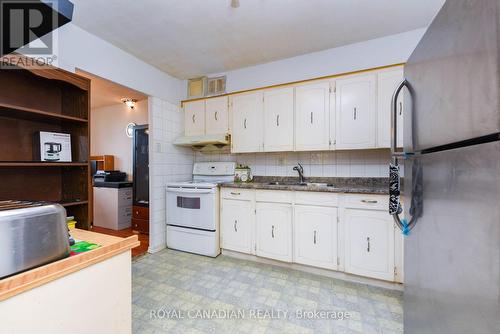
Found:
[220,188,401,283]
[255,202,292,262]
[344,208,395,281]
[294,205,338,270]
[221,199,253,254]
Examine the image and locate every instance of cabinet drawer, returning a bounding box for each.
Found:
[295,191,338,207]
[256,190,293,203]
[132,218,149,234]
[133,206,149,220]
[221,188,254,200]
[118,189,133,207]
[342,194,388,210]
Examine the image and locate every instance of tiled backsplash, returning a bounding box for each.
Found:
[195,149,393,178]
[149,97,194,252]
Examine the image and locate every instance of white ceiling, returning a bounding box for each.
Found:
[77,70,147,109]
[71,0,444,79]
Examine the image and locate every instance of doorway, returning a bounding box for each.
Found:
[77,70,150,258]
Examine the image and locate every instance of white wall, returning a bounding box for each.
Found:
[52,23,183,104]
[186,28,425,96]
[54,24,183,104]
[90,100,148,179]
[148,97,193,253]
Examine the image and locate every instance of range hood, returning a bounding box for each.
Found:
[173,133,230,149]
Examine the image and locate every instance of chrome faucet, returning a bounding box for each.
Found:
[293,163,306,184]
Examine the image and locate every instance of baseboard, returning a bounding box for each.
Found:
[147,243,166,254]
[221,249,404,291]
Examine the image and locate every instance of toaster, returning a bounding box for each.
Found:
[0,201,71,279]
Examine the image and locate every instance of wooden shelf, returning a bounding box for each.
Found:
[59,200,88,207]
[0,60,91,229]
[0,102,88,124]
[0,162,88,167]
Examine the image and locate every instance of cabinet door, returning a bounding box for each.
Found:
[294,205,338,270]
[256,202,292,262]
[184,100,205,136]
[221,199,253,254]
[377,69,404,148]
[344,209,395,281]
[264,87,294,152]
[205,96,229,135]
[231,92,264,153]
[295,82,330,151]
[335,74,376,149]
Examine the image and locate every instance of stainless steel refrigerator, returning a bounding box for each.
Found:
[389,0,500,333]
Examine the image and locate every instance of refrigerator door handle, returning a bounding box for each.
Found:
[390,79,420,235]
[391,79,409,158]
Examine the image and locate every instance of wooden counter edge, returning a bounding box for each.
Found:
[0,231,140,301]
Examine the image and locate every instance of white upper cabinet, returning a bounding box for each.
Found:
[263,87,294,152]
[205,96,229,135]
[335,74,376,149]
[377,68,404,148]
[295,81,331,151]
[344,208,395,281]
[184,100,205,136]
[231,91,264,153]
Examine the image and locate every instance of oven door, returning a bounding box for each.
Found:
[166,187,216,231]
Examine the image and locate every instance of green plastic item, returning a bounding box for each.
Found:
[70,241,101,253]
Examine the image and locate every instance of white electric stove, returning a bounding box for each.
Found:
[165,162,236,257]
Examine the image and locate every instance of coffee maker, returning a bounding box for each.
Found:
[44,142,62,161]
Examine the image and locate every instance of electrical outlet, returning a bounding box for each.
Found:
[311,152,323,164]
[155,142,162,153]
[277,154,286,166]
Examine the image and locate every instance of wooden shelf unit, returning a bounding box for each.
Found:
[0,62,91,229]
[90,155,114,171]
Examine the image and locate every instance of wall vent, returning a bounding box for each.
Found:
[187,77,207,99]
[205,76,226,96]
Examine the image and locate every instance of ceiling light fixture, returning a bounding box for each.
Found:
[231,0,240,8]
[121,98,137,109]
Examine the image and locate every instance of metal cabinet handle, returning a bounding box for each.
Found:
[271,225,275,238]
[361,199,378,204]
[230,192,240,195]
[276,114,279,127]
[310,112,313,124]
[391,80,409,157]
[234,220,237,232]
[215,111,218,121]
[192,114,195,123]
[353,107,357,120]
[244,118,247,129]
[367,237,370,252]
[399,101,403,116]
[313,230,317,244]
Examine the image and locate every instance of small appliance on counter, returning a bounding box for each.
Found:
[0,200,71,279]
[93,170,127,184]
[234,164,253,183]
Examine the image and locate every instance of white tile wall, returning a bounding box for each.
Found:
[148,97,194,253]
[195,149,391,178]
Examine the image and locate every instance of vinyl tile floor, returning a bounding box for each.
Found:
[132,249,403,334]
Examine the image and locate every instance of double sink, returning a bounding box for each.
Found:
[267,181,336,188]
